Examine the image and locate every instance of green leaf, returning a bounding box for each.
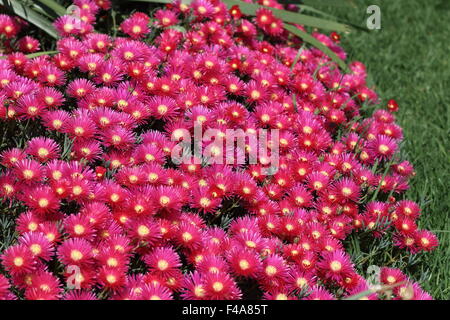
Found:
[297,4,369,32]
[29,3,57,19]
[284,24,349,72]
[35,0,67,17]
[0,0,58,39]
[297,4,339,20]
[168,25,187,33]
[26,50,59,58]
[222,0,351,33]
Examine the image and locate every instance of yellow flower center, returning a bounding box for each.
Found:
[23,169,34,179]
[160,196,170,206]
[157,259,169,271]
[38,198,49,208]
[342,187,352,196]
[239,260,250,270]
[265,265,277,276]
[194,285,205,297]
[212,281,223,292]
[106,274,117,284]
[74,224,85,235]
[330,261,342,272]
[70,250,83,261]
[14,257,24,267]
[182,232,193,242]
[137,225,150,237]
[107,258,118,267]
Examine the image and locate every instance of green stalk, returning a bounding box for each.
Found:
[343,281,406,300]
[0,51,58,60]
[35,0,67,16]
[290,44,306,72]
[370,156,396,202]
[26,50,59,58]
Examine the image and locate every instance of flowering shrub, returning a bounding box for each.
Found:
[0,0,439,300]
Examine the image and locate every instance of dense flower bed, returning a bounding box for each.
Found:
[0,0,438,300]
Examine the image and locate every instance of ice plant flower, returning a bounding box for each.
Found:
[0,0,438,301]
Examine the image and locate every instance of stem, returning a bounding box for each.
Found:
[370,157,396,202]
[0,51,58,60]
[26,51,59,59]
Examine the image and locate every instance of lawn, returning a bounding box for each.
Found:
[313,0,450,299]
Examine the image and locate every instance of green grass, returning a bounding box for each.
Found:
[313,0,450,299]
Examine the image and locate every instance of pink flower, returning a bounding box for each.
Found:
[139,283,173,300]
[17,36,40,53]
[25,271,62,300]
[144,247,181,276]
[63,290,97,300]
[317,250,353,282]
[1,244,36,275]
[203,272,241,300]
[26,137,60,162]
[368,134,398,160]
[57,238,94,266]
[303,285,335,300]
[227,248,261,278]
[120,15,150,39]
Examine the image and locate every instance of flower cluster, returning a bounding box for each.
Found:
[0,0,437,300]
